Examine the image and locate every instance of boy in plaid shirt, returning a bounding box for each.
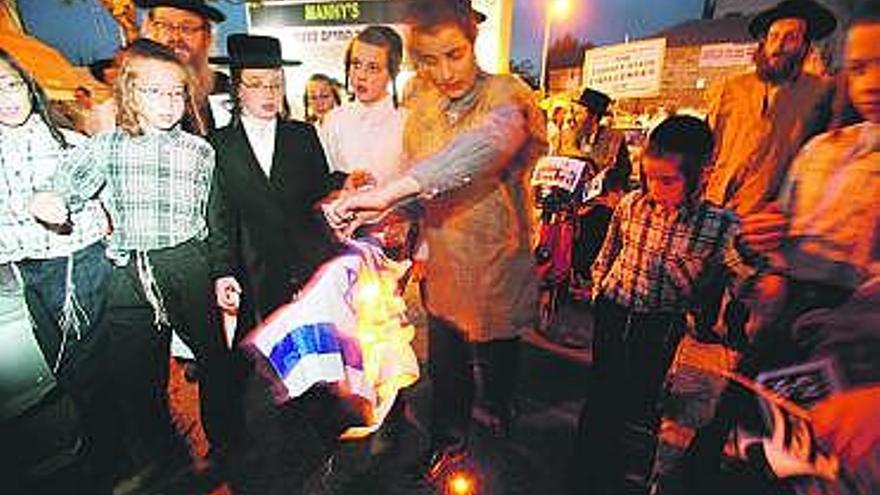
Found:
[31,40,239,483]
[566,115,786,495]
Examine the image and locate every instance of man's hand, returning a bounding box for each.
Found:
[214,276,242,314]
[812,385,880,467]
[742,203,788,253]
[29,192,69,225]
[324,176,421,239]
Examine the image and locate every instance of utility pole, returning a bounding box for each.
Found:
[701,0,717,20]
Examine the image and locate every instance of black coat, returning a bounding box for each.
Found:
[208,119,340,323]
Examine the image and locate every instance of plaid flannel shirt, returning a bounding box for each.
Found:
[0,117,106,264]
[55,127,214,265]
[592,191,767,314]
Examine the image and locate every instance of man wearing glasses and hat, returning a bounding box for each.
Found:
[704,0,836,220]
[136,0,230,131]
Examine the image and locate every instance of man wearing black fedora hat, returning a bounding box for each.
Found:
[136,0,230,132]
[561,87,631,323]
[704,0,836,218]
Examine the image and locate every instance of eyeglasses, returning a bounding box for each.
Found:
[240,80,284,93]
[350,59,385,76]
[136,84,186,100]
[149,20,207,37]
[0,78,27,94]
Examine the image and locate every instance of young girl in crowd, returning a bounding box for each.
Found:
[319,25,407,188]
[566,115,786,495]
[31,39,239,486]
[0,47,111,492]
[303,73,341,127]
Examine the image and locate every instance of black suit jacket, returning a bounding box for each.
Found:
[208,119,340,322]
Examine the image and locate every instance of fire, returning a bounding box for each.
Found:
[341,260,418,439]
[446,471,477,495]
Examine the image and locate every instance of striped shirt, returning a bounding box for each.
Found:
[592,191,766,313]
[55,127,214,264]
[0,116,107,264]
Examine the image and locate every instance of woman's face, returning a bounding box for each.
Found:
[306,79,337,118]
[349,40,391,104]
[0,59,33,127]
[239,67,285,121]
[411,22,478,100]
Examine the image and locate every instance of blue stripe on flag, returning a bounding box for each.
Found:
[266,322,364,379]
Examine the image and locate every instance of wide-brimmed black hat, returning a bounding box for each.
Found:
[134,0,226,23]
[748,0,837,41]
[209,34,301,68]
[573,87,612,116]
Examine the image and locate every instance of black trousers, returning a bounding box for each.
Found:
[103,239,241,469]
[427,316,520,447]
[567,297,685,495]
[572,204,614,277]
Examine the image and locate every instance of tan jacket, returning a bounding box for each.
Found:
[404,74,546,341]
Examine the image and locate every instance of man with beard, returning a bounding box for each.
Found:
[704,0,836,217]
[136,0,229,132]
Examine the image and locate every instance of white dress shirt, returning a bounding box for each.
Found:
[241,114,278,178]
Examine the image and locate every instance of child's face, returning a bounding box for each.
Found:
[643,153,686,209]
[349,40,391,104]
[0,59,32,127]
[133,60,186,131]
[239,68,285,121]
[306,79,336,118]
[411,22,479,100]
[845,22,880,124]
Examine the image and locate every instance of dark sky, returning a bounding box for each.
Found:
[511,0,706,65]
[22,0,704,69]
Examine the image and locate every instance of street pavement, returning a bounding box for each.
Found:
[165,297,596,495]
[295,303,595,495]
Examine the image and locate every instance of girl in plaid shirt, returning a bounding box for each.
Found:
[567,116,786,495]
[32,39,239,483]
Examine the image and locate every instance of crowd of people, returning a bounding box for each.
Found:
[0,0,878,494]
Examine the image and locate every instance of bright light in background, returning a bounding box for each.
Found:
[540,0,574,94]
[550,0,572,19]
[446,471,477,495]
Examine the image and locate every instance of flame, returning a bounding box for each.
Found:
[446,470,478,495]
[340,261,418,439]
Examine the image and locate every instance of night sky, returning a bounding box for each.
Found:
[510,0,706,65]
[20,0,705,69]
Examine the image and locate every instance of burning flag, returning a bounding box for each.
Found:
[245,240,419,439]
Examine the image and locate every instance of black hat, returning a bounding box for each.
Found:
[210,34,301,68]
[574,87,612,115]
[134,0,226,23]
[748,0,837,41]
[449,0,488,23]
